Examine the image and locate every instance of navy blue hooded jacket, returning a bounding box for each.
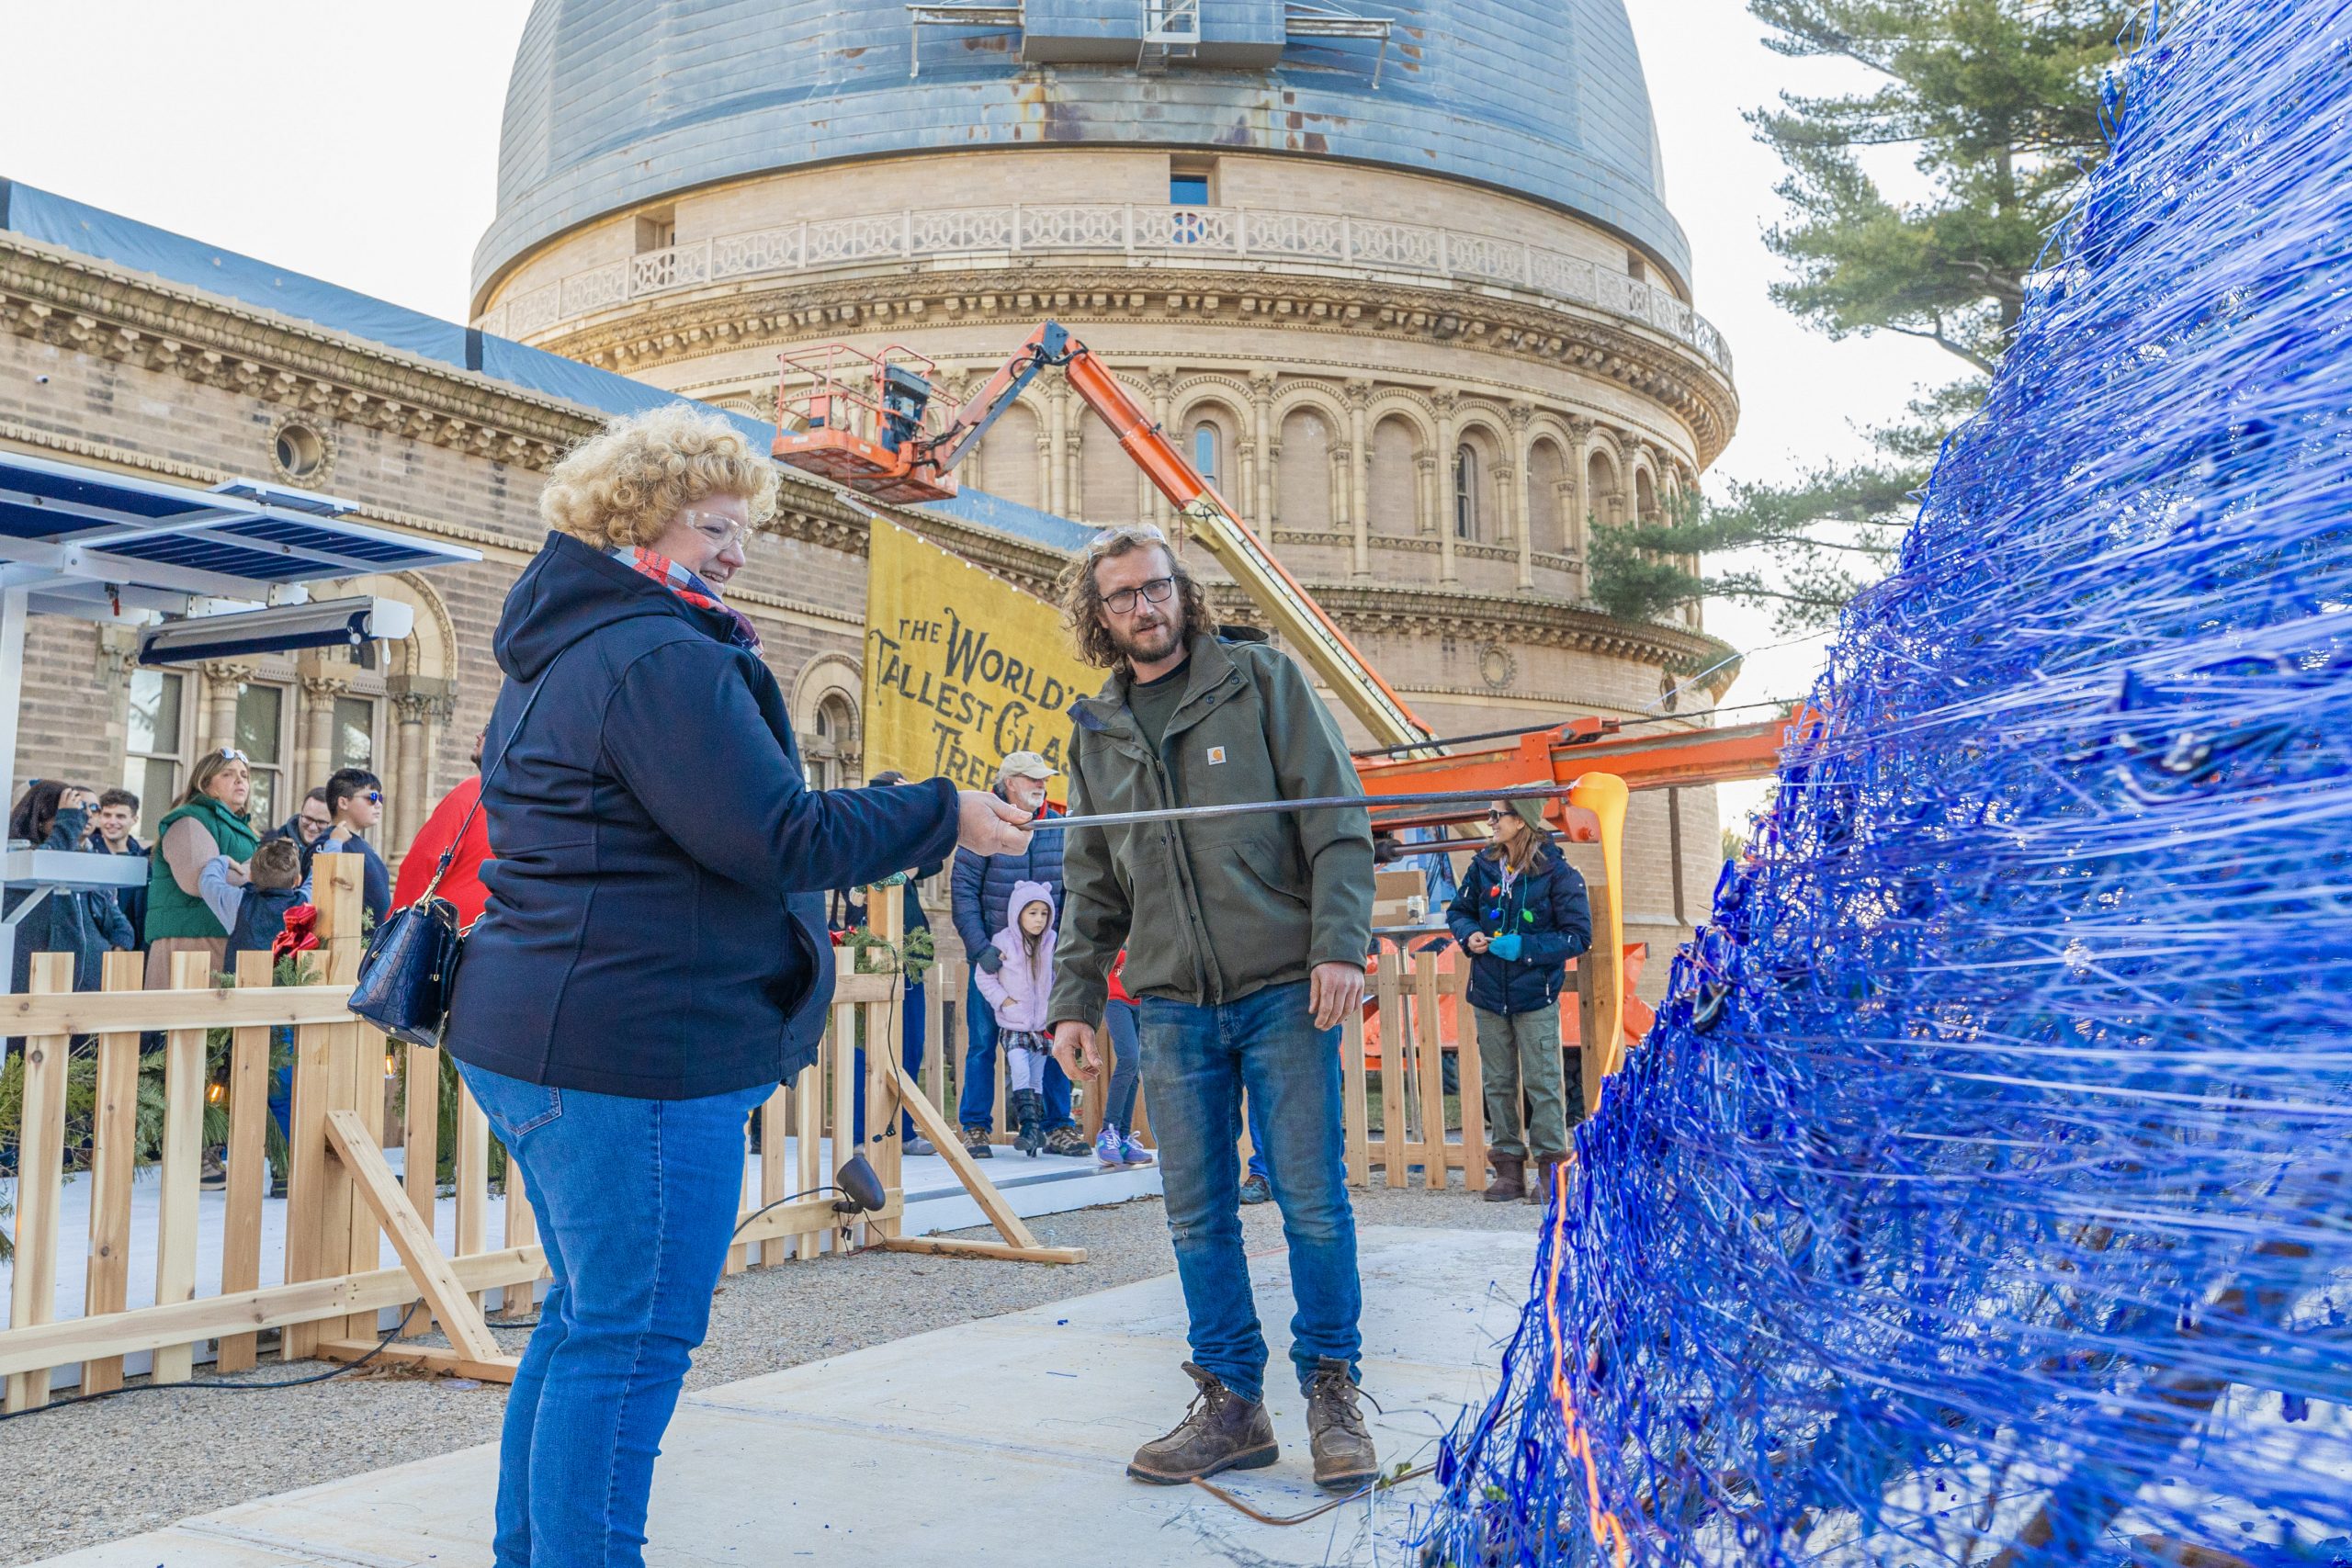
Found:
[444,532,960,1100]
[950,790,1065,958]
[1444,841,1593,1015]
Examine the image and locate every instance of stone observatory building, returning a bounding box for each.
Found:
[469,0,1743,955]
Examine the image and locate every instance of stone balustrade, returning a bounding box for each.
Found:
[478,201,1734,376]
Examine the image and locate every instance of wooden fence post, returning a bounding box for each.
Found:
[401,1043,441,1337]
[1454,961,1488,1192]
[81,952,146,1392]
[1577,880,1620,1114]
[285,855,365,1359]
[1374,951,1407,1188]
[761,1085,792,1267]
[150,949,213,1382]
[214,949,276,1373]
[865,884,904,1243]
[1413,950,1446,1190]
[1341,999,1371,1189]
[795,1045,824,1262]
[3,954,74,1412]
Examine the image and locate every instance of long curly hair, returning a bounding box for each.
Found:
[539,403,779,551]
[1057,525,1213,669]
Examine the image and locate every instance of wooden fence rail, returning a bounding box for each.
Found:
[0,866,959,1410]
[6,869,1639,1406]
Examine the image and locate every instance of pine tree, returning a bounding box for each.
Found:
[1595,0,2128,632]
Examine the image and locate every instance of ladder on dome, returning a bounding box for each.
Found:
[1139,0,1201,74]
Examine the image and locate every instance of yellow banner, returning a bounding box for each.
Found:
[862,520,1102,791]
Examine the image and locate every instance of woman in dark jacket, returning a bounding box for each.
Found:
[1445,797,1592,1203]
[6,782,138,994]
[441,404,1031,1568]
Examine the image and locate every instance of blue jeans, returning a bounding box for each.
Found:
[959,972,1075,1132]
[852,976,925,1143]
[1103,998,1142,1134]
[1243,1091,1270,1182]
[1140,979,1361,1404]
[457,1059,769,1568]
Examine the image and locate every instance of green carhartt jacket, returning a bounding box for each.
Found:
[144,794,261,942]
[1047,631,1374,1024]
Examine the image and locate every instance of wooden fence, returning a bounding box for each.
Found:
[5,863,1638,1407]
[0,861,1031,1412]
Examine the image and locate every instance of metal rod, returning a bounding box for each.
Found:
[1031,783,1564,831]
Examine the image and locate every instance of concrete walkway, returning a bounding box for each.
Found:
[26,1224,1536,1568]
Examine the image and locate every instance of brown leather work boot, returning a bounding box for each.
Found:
[1304,1358,1380,1493]
[1485,1154,1525,1203]
[1127,1362,1278,1484]
[1527,1154,1572,1206]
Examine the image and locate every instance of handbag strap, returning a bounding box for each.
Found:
[411,647,571,908]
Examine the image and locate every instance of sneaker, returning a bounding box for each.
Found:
[1120,1132,1156,1167]
[1238,1173,1272,1205]
[1044,1124,1091,1158]
[959,1123,994,1160]
[1094,1127,1125,1167]
[1126,1362,1278,1484]
[903,1135,938,1157]
[199,1151,228,1192]
[1304,1359,1380,1493]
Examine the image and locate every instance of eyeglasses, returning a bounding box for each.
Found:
[1102,577,1176,616]
[364,791,384,805]
[1486,808,1507,823]
[683,509,752,550]
[217,749,248,764]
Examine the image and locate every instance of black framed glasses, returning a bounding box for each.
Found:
[1102,577,1176,616]
[1486,807,1508,823]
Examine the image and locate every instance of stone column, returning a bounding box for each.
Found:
[1249,372,1275,525]
[1326,444,1349,539]
[1046,384,1069,518]
[299,671,348,800]
[1415,454,1437,538]
[1033,417,1054,521]
[1148,369,1176,536]
[1264,439,1283,528]
[1068,413,1087,524]
[1432,392,1461,583]
[1509,405,1536,589]
[390,693,435,856]
[200,661,254,757]
[1557,479,1582,596]
[1344,381,1372,580]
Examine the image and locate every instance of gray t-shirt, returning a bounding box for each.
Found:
[1125,659,1191,753]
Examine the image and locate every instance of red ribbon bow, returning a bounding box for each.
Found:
[271,903,321,962]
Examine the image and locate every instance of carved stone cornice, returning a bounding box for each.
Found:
[1204,581,1737,694]
[1,235,579,470]
[541,263,1739,463]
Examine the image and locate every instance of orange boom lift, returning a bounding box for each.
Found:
[773,325,1803,1048]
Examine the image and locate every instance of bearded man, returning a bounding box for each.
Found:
[1046,524,1379,1494]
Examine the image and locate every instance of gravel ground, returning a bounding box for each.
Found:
[0,1181,1539,1567]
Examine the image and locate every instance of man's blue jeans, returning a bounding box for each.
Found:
[457,1059,768,1568]
[1139,978,1362,1404]
[959,971,1074,1132]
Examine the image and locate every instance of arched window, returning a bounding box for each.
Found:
[1453,445,1479,540]
[808,692,857,791]
[1193,424,1220,490]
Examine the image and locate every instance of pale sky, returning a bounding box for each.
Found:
[0,0,1962,834]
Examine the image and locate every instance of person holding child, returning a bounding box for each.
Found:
[975,880,1060,1156]
[198,834,309,964]
[1444,796,1592,1204]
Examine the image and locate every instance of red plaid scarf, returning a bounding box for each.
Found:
[616,547,763,654]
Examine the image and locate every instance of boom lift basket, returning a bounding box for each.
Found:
[773,343,958,504]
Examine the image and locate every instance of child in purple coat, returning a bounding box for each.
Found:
[975,880,1057,1156]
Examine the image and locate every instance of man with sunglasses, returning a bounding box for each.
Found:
[1046,524,1379,1495]
[317,766,391,926]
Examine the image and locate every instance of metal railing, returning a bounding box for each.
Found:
[481,201,1733,376]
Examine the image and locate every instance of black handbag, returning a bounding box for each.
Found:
[349,657,563,1048]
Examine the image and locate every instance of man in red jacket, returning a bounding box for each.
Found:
[393,728,492,924]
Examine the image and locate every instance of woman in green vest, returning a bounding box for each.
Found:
[143,747,261,987]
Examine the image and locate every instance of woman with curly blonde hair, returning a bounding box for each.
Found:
[443,402,1032,1568]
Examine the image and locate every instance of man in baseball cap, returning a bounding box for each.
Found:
[949,749,1084,1156]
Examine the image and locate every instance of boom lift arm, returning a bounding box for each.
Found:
[775,324,1434,751]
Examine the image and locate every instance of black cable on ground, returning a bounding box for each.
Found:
[0,1304,424,1425]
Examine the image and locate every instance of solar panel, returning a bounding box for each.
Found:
[0,450,477,594]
